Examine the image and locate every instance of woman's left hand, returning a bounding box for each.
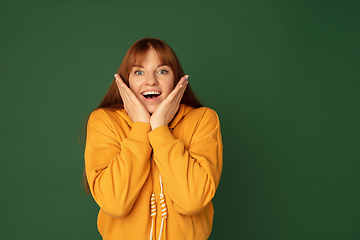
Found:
[150,75,189,130]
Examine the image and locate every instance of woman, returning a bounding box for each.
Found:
[84,38,223,240]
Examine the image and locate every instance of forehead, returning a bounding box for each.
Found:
[134,48,159,65]
[132,48,169,67]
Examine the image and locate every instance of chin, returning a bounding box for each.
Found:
[146,105,158,114]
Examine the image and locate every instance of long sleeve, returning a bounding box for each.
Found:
[148,108,223,215]
[85,109,152,218]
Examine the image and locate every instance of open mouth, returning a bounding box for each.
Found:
[141,91,161,99]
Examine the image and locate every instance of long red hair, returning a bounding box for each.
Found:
[82,38,203,193]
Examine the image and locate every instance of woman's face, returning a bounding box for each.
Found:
[129,48,175,114]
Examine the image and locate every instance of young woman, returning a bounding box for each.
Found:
[84,38,223,240]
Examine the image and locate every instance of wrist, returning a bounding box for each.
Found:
[150,121,166,130]
[136,117,150,124]
[132,112,150,124]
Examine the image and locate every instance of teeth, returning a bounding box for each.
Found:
[142,91,161,96]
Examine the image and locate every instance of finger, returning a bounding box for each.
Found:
[177,75,189,97]
[114,74,127,89]
[168,75,188,99]
[115,74,138,99]
[175,75,189,88]
[114,74,125,93]
[179,75,189,92]
[173,85,187,105]
[114,74,131,104]
[114,74,133,100]
[172,75,189,102]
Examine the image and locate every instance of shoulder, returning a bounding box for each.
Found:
[179,107,221,136]
[185,107,220,124]
[88,108,113,124]
[180,107,221,142]
[88,108,128,129]
[88,108,109,120]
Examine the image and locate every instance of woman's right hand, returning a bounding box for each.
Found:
[114,74,150,124]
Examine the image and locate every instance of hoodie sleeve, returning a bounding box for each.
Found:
[85,109,152,218]
[148,108,223,215]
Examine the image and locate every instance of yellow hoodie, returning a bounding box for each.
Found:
[85,104,223,240]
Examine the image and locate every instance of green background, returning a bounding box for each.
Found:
[1,0,359,239]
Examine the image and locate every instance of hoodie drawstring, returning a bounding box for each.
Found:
[149,173,168,240]
[158,174,167,240]
[150,193,156,240]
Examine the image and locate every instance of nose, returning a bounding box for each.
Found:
[145,74,158,86]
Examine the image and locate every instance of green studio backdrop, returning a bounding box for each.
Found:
[1,0,359,239]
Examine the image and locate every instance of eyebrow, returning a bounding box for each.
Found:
[133,65,144,68]
[132,64,168,68]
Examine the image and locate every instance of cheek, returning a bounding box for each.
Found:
[166,75,175,91]
[163,81,174,97]
[128,78,139,93]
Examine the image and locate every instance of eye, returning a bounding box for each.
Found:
[134,70,144,75]
[158,69,168,74]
